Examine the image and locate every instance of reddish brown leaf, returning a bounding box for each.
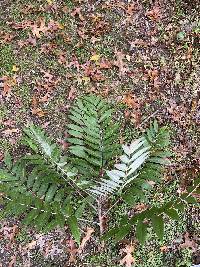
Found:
[39,93,51,103]
[127,4,136,15]
[99,59,112,69]
[146,6,161,21]
[31,108,46,117]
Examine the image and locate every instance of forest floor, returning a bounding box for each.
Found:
[0,0,199,266]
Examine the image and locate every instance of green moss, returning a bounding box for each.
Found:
[0,45,15,75]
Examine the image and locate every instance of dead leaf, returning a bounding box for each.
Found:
[9,225,18,242]
[127,4,136,15]
[146,6,161,21]
[2,128,19,136]
[26,240,37,250]
[31,18,48,38]
[67,87,76,100]
[78,227,94,253]
[160,245,169,252]
[32,108,46,117]
[8,255,16,267]
[99,59,112,69]
[179,232,198,252]
[0,76,12,97]
[71,7,84,21]
[90,54,100,61]
[120,244,135,267]
[123,94,141,109]
[39,93,50,103]
[32,95,38,107]
[67,238,78,263]
[12,65,19,72]
[114,50,128,76]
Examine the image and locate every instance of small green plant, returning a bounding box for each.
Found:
[0,95,199,245]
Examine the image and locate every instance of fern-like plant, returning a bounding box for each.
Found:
[0,94,199,246]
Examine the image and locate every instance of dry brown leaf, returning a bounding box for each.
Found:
[31,18,48,38]
[120,244,135,267]
[2,128,19,136]
[26,240,37,250]
[0,76,12,97]
[9,225,18,242]
[127,4,136,15]
[122,94,141,109]
[39,93,50,103]
[67,86,76,100]
[146,6,161,21]
[99,59,112,69]
[32,95,38,107]
[114,50,127,76]
[32,108,46,117]
[160,245,169,252]
[71,7,84,21]
[78,227,94,253]
[179,232,198,252]
[8,255,16,267]
[67,238,78,263]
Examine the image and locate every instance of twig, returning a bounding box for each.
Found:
[140,109,161,127]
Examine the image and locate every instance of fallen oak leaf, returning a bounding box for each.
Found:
[31,18,48,38]
[160,245,169,252]
[25,240,37,250]
[179,232,198,252]
[78,227,94,253]
[127,3,136,15]
[99,59,112,69]
[122,93,141,109]
[120,244,135,267]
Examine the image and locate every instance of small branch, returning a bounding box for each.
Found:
[140,109,161,127]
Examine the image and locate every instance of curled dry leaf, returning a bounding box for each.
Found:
[120,244,135,267]
[78,227,94,253]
